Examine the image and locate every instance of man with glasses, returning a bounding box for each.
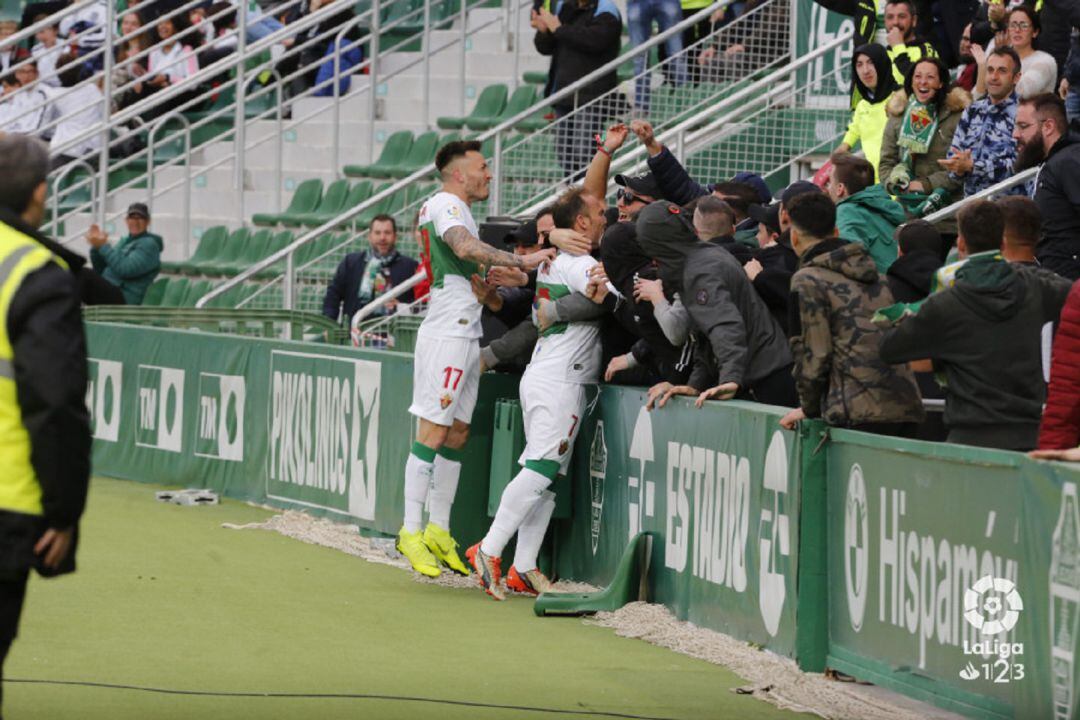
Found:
[1013,93,1080,279]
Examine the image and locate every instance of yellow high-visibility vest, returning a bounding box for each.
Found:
[0,220,67,517]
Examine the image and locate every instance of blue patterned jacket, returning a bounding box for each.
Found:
[947,92,1023,198]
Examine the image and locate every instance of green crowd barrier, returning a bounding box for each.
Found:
[85,321,1080,719]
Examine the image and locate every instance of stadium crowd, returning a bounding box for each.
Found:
[0,0,364,164]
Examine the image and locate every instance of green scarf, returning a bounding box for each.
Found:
[897,96,939,157]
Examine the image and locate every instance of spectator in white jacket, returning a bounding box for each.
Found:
[48,53,103,170]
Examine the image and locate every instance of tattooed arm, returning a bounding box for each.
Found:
[443,226,555,270]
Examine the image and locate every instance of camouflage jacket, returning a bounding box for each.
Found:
[947,92,1024,198]
[790,239,925,426]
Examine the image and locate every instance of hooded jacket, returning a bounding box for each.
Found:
[836,184,906,272]
[879,86,971,196]
[636,202,791,391]
[90,231,164,305]
[880,253,1071,450]
[842,43,897,175]
[886,249,941,303]
[601,222,692,384]
[790,239,923,426]
[1034,131,1080,267]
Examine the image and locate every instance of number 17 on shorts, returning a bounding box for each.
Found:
[408,334,481,426]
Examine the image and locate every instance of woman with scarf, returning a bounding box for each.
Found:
[599,223,693,386]
[835,44,898,179]
[879,56,970,213]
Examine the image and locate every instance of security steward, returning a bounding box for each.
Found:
[0,135,91,711]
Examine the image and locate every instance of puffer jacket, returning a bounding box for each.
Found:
[90,231,163,305]
[790,238,924,427]
[1038,279,1080,449]
[879,87,971,196]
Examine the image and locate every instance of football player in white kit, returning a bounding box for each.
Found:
[398,141,556,578]
[467,187,609,599]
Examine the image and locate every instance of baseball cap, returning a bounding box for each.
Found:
[614,172,662,200]
[748,202,781,235]
[780,180,822,209]
[503,220,539,247]
[730,172,772,204]
[126,202,150,219]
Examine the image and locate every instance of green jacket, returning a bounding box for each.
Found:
[790,239,924,428]
[836,184,907,273]
[90,231,163,305]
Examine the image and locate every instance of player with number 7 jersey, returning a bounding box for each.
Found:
[397,141,555,581]
[467,188,608,600]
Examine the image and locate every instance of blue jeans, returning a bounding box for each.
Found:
[1066,86,1080,125]
[627,0,686,114]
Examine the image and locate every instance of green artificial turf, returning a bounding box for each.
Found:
[5,477,810,720]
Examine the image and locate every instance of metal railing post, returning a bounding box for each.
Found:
[490,131,503,216]
[512,0,523,92]
[234,3,249,227]
[284,251,295,310]
[183,126,192,255]
[276,74,284,213]
[459,0,467,115]
[422,0,431,130]
[333,25,343,176]
[369,0,381,163]
[98,0,114,227]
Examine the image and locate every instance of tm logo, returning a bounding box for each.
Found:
[758,431,790,638]
[135,365,185,453]
[195,373,245,462]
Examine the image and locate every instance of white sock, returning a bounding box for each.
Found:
[428,454,461,530]
[403,451,434,533]
[481,468,551,558]
[513,489,556,573]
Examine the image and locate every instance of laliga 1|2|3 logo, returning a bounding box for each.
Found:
[958,575,1026,684]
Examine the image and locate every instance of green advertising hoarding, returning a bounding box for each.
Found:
[86,322,516,545]
[555,386,807,661]
[826,430,1080,719]
[793,0,856,100]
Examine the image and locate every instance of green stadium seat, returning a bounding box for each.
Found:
[219,228,273,275]
[342,131,415,178]
[356,182,394,228]
[494,85,539,130]
[256,230,297,279]
[174,226,228,275]
[201,228,252,276]
[141,277,170,306]
[388,131,440,178]
[291,179,351,227]
[437,84,508,131]
[334,180,374,226]
[523,71,547,86]
[157,277,189,307]
[252,178,324,227]
[181,279,213,307]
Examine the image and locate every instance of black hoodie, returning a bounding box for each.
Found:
[851,43,897,105]
[881,255,1071,450]
[886,249,941,303]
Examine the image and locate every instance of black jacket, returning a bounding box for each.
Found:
[880,257,1071,450]
[681,244,792,390]
[755,239,798,335]
[886,250,940,303]
[708,235,755,265]
[0,209,124,306]
[0,221,91,578]
[1037,0,1080,81]
[534,0,622,111]
[646,146,710,206]
[1035,131,1080,266]
[322,249,419,323]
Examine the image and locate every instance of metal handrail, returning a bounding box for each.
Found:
[350,271,426,328]
[923,167,1040,223]
[48,0,501,239]
[50,159,97,229]
[196,0,730,308]
[513,25,853,217]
